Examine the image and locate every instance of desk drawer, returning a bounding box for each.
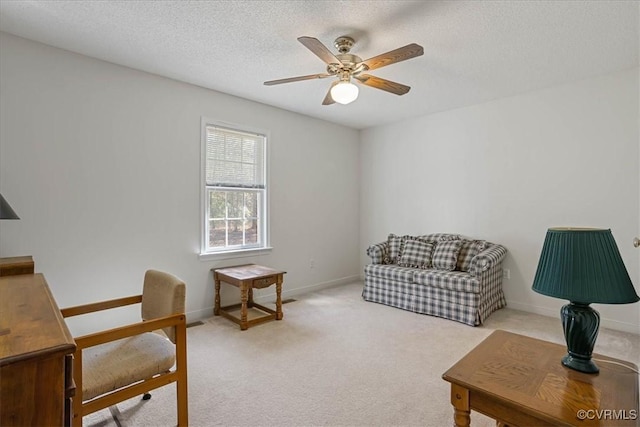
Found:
[253,276,276,289]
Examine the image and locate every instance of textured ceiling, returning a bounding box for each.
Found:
[0,1,638,130]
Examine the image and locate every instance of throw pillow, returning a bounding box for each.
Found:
[397,239,435,269]
[432,239,464,271]
[456,240,487,272]
[422,233,461,242]
[384,233,404,264]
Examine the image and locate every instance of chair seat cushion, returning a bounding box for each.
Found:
[83,331,175,400]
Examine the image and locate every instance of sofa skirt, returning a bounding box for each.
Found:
[362,274,505,326]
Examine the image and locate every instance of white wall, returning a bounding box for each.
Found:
[360,68,640,334]
[0,33,360,334]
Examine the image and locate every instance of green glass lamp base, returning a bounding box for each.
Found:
[561,354,599,374]
[560,302,600,374]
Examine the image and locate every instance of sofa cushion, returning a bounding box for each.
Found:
[413,269,480,293]
[383,233,403,264]
[364,264,416,282]
[432,239,463,271]
[397,238,435,269]
[457,240,487,272]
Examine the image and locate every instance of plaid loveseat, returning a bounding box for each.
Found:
[362,233,507,326]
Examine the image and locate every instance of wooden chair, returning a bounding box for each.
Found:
[61,270,188,426]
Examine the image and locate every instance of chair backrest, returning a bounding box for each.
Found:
[141,270,186,343]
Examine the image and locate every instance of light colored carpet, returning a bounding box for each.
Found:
[85,281,639,427]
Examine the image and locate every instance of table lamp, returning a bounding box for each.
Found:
[532,228,639,373]
[0,193,20,219]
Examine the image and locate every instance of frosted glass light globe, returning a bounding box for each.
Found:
[330,81,359,105]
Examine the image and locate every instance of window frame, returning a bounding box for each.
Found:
[199,118,271,260]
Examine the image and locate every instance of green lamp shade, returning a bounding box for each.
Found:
[532,228,639,304]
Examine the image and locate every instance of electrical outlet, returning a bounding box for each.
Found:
[309,259,315,269]
[502,269,511,280]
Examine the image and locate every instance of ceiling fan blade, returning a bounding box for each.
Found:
[354,74,411,95]
[361,43,424,71]
[298,36,341,65]
[322,81,338,105]
[264,73,331,86]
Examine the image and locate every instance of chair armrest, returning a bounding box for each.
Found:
[366,241,389,264]
[61,295,143,318]
[470,244,507,275]
[74,313,186,350]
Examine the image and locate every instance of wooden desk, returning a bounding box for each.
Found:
[213,264,286,330]
[0,273,76,426]
[442,330,639,427]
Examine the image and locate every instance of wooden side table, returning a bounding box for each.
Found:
[442,330,639,427]
[212,264,286,330]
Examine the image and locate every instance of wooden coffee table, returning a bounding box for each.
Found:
[442,330,639,427]
[212,264,286,330]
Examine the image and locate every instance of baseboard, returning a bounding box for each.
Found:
[253,274,362,304]
[185,306,214,324]
[186,275,363,323]
[506,300,640,335]
[506,301,558,319]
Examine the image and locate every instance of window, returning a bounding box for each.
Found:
[201,121,268,255]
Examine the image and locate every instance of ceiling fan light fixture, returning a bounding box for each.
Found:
[264,36,423,106]
[330,80,359,104]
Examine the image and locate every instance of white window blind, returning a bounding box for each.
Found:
[205,126,265,189]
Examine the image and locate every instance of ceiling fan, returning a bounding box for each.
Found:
[264,36,424,105]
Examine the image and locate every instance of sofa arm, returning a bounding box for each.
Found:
[470,244,507,275]
[366,241,389,264]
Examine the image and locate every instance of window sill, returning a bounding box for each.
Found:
[198,246,273,262]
